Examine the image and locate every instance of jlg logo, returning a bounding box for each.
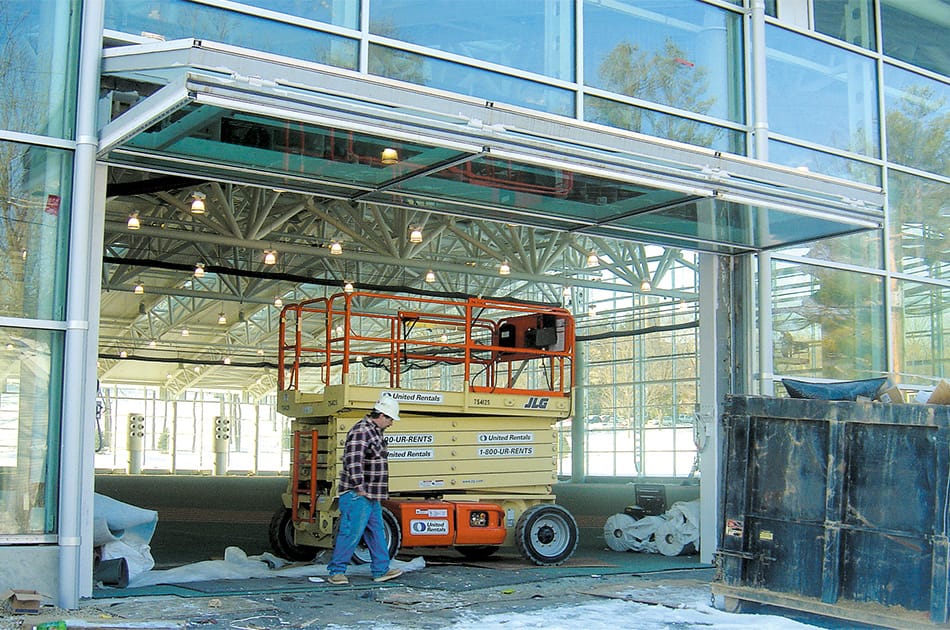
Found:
[524,397,549,409]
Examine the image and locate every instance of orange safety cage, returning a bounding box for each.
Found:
[278,291,574,398]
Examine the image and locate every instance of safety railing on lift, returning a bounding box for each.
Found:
[278,291,574,398]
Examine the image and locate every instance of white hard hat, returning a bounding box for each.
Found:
[373,394,400,421]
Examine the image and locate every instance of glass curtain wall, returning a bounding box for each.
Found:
[767,2,948,393]
[0,0,80,537]
[94,385,288,475]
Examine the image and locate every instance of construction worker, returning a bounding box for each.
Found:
[326,394,404,584]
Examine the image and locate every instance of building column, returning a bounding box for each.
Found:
[58,0,105,607]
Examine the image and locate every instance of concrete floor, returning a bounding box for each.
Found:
[92,475,702,570]
[0,476,887,629]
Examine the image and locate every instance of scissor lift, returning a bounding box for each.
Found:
[268,291,578,565]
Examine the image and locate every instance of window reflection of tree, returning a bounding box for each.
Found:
[588,39,719,147]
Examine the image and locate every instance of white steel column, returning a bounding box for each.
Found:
[751,0,774,395]
[698,253,722,564]
[59,0,105,606]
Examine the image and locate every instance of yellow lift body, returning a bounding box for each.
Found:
[270,291,577,565]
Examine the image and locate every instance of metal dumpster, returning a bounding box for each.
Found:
[714,395,950,629]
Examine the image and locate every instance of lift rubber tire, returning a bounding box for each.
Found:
[268,507,318,562]
[351,505,401,565]
[515,504,579,566]
[455,545,501,560]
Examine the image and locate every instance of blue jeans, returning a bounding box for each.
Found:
[327,491,391,578]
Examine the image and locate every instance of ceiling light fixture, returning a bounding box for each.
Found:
[133,283,144,295]
[640,278,653,292]
[263,250,277,265]
[586,251,599,267]
[424,269,436,283]
[193,263,205,278]
[343,280,355,294]
[181,327,189,336]
[381,148,399,165]
[273,296,283,308]
[223,356,231,365]
[499,261,511,276]
[329,241,342,255]
[217,312,228,325]
[190,191,206,214]
[409,227,423,243]
[127,213,141,230]
[119,351,128,358]
[256,348,264,356]
[148,339,158,348]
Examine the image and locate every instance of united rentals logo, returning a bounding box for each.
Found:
[383,391,443,404]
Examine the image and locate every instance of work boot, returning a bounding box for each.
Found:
[373,568,403,582]
[327,574,349,585]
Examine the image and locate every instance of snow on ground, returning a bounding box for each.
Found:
[443,599,823,629]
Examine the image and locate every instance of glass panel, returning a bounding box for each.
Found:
[365,153,690,225]
[775,230,883,269]
[0,327,63,535]
[0,0,80,138]
[583,0,744,123]
[769,140,881,186]
[881,0,949,77]
[104,0,358,70]
[606,200,871,251]
[0,142,72,320]
[887,170,948,280]
[95,386,289,475]
[369,0,573,81]
[813,0,875,50]
[369,44,574,116]
[251,0,359,29]
[119,103,473,194]
[772,260,886,379]
[767,25,879,157]
[584,95,746,153]
[891,279,948,386]
[362,159,877,252]
[582,296,699,478]
[883,64,950,178]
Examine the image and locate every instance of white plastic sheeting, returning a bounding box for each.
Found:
[93,493,158,580]
[603,500,700,556]
[126,548,426,588]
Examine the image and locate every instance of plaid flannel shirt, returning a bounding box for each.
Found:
[338,416,390,500]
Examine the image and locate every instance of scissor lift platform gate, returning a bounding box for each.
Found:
[271,292,578,565]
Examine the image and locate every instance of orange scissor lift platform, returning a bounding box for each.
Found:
[269,291,579,565]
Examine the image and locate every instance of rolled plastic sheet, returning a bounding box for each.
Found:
[654,518,686,556]
[603,513,638,551]
[93,493,159,582]
[602,513,664,553]
[655,500,700,556]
